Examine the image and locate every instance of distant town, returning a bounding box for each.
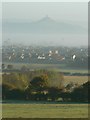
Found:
[1,43,88,70]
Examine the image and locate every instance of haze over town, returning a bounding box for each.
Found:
[2,2,88,47]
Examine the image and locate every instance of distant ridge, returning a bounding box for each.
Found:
[3,16,86,34]
[36,15,55,23]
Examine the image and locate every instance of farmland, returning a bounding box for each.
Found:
[2,103,88,118]
[64,76,88,86]
[2,62,88,74]
[1,3,89,119]
[1,63,88,86]
[1,46,89,118]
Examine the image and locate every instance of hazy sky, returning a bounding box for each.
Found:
[1,0,89,2]
[3,2,88,24]
[2,2,88,46]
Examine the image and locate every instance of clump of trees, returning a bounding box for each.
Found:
[70,81,89,102]
[2,70,89,102]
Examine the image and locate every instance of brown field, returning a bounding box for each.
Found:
[64,76,88,86]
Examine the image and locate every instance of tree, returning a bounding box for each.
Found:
[70,81,89,102]
[65,82,79,92]
[2,82,16,99]
[8,89,26,100]
[30,74,49,92]
[48,87,61,101]
[47,71,64,89]
[2,64,5,70]
[7,64,13,70]
[25,74,49,100]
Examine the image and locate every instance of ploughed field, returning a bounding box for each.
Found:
[2,103,88,118]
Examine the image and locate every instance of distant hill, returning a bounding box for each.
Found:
[3,16,86,34]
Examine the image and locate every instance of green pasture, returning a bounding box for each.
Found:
[3,62,88,73]
[2,103,88,118]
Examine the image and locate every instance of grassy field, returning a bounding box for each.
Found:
[2,103,88,118]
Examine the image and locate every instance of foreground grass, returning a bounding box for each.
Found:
[2,104,88,118]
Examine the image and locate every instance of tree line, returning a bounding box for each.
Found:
[2,70,89,102]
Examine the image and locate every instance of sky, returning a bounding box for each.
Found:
[2,2,88,24]
[1,0,89,2]
[2,2,88,47]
